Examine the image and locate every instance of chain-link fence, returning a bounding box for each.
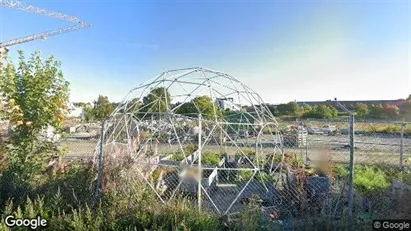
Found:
[88,115,410,228]
[59,122,100,161]
[282,119,411,167]
[89,113,345,230]
[280,117,411,227]
[0,102,400,229]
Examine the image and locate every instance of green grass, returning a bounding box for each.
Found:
[0,158,288,231]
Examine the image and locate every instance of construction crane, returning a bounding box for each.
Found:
[0,0,91,57]
[0,0,90,120]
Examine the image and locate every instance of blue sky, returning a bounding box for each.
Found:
[0,0,410,104]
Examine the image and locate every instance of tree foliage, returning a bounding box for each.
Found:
[355,103,369,118]
[272,98,411,120]
[0,51,70,179]
[302,105,338,119]
[275,101,303,117]
[141,87,171,113]
[175,95,221,119]
[91,95,116,121]
[80,96,118,122]
[399,100,411,121]
[0,51,69,142]
[126,97,142,113]
[365,104,399,119]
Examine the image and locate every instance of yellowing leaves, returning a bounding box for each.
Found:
[11,105,20,111]
[8,98,15,106]
[11,120,24,126]
[1,51,70,144]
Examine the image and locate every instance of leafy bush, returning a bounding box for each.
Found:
[291,156,304,168]
[170,152,185,162]
[273,154,284,163]
[200,151,222,166]
[254,156,265,166]
[239,148,256,156]
[237,170,272,183]
[235,195,280,230]
[184,144,198,155]
[171,144,199,162]
[354,166,391,198]
[237,170,254,182]
[256,172,272,183]
[334,165,391,198]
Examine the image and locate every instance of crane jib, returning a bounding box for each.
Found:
[0,0,90,48]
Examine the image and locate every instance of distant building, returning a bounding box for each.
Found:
[291,99,408,109]
[67,102,84,119]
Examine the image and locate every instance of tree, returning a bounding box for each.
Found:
[175,95,221,119]
[0,51,70,179]
[142,87,171,113]
[92,95,115,121]
[366,104,399,119]
[276,101,303,117]
[1,51,69,142]
[73,102,87,108]
[383,104,399,118]
[316,105,333,119]
[399,100,411,121]
[193,96,220,119]
[330,106,339,118]
[123,97,142,115]
[266,104,277,115]
[368,104,385,118]
[303,105,313,114]
[174,101,196,116]
[355,103,369,118]
[83,106,95,122]
[302,104,338,119]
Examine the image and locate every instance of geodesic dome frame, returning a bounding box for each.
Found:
[94,67,285,215]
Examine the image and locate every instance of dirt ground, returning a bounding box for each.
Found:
[61,133,410,167]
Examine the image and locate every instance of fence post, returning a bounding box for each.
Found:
[197,113,202,212]
[334,100,355,230]
[348,113,355,229]
[94,118,107,205]
[400,123,405,170]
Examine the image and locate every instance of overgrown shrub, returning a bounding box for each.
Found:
[354,166,391,198]
[334,165,391,198]
[199,151,221,166]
